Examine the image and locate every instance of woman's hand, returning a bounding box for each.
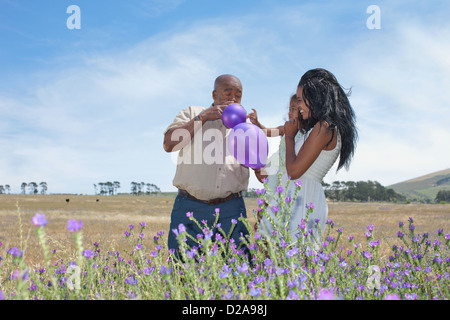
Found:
[284,117,300,138]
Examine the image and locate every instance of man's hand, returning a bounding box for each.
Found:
[200,101,234,122]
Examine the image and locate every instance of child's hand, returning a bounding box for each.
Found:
[247,108,262,128]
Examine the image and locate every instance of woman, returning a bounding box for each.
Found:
[254,68,358,245]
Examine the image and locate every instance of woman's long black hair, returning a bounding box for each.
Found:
[298,68,358,172]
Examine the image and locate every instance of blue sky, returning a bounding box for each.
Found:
[1,0,449,194]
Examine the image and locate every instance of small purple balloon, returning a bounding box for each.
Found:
[227,122,269,169]
[222,104,247,129]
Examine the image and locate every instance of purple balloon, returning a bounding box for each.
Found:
[227,122,269,169]
[222,104,247,129]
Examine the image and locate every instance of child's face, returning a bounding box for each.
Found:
[288,100,299,121]
[296,86,311,120]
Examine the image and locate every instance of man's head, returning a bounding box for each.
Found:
[212,74,243,106]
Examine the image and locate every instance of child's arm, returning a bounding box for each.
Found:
[247,108,284,137]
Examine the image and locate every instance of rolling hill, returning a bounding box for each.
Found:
[388,168,450,201]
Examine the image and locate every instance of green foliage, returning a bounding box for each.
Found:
[435,190,450,203]
[322,180,405,202]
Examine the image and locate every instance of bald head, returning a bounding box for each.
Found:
[214,74,242,91]
[212,74,243,106]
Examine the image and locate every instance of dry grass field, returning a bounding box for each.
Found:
[1,194,449,266]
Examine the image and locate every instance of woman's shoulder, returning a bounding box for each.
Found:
[307,121,338,150]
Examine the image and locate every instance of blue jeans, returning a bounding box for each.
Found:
[167,192,250,259]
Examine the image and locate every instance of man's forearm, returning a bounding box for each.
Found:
[163,115,205,152]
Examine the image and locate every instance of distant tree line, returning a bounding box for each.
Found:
[0,182,48,194]
[130,182,161,195]
[244,180,406,203]
[0,184,11,194]
[322,180,405,202]
[93,181,121,195]
[93,181,162,196]
[435,190,450,203]
[18,182,48,195]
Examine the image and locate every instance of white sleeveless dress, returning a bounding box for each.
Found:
[260,128,341,245]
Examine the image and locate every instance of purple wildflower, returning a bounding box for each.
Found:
[186,211,193,218]
[286,247,298,258]
[7,247,22,258]
[178,223,186,233]
[256,188,265,195]
[305,202,315,209]
[318,288,336,300]
[257,198,265,206]
[124,275,136,285]
[369,240,380,248]
[31,213,48,227]
[82,249,93,259]
[67,219,83,232]
[249,287,262,297]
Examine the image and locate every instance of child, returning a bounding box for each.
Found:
[247,94,305,137]
[254,68,358,246]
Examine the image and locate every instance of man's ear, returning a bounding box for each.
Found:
[212,90,217,101]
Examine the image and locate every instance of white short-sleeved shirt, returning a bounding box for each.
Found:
[164,105,249,200]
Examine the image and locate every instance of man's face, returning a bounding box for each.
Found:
[212,76,243,106]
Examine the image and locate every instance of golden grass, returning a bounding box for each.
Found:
[0,194,448,266]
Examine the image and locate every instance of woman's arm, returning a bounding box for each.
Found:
[284,120,335,180]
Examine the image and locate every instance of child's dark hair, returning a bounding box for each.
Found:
[298,68,358,171]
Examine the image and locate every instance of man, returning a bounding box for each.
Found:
[163,74,251,259]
